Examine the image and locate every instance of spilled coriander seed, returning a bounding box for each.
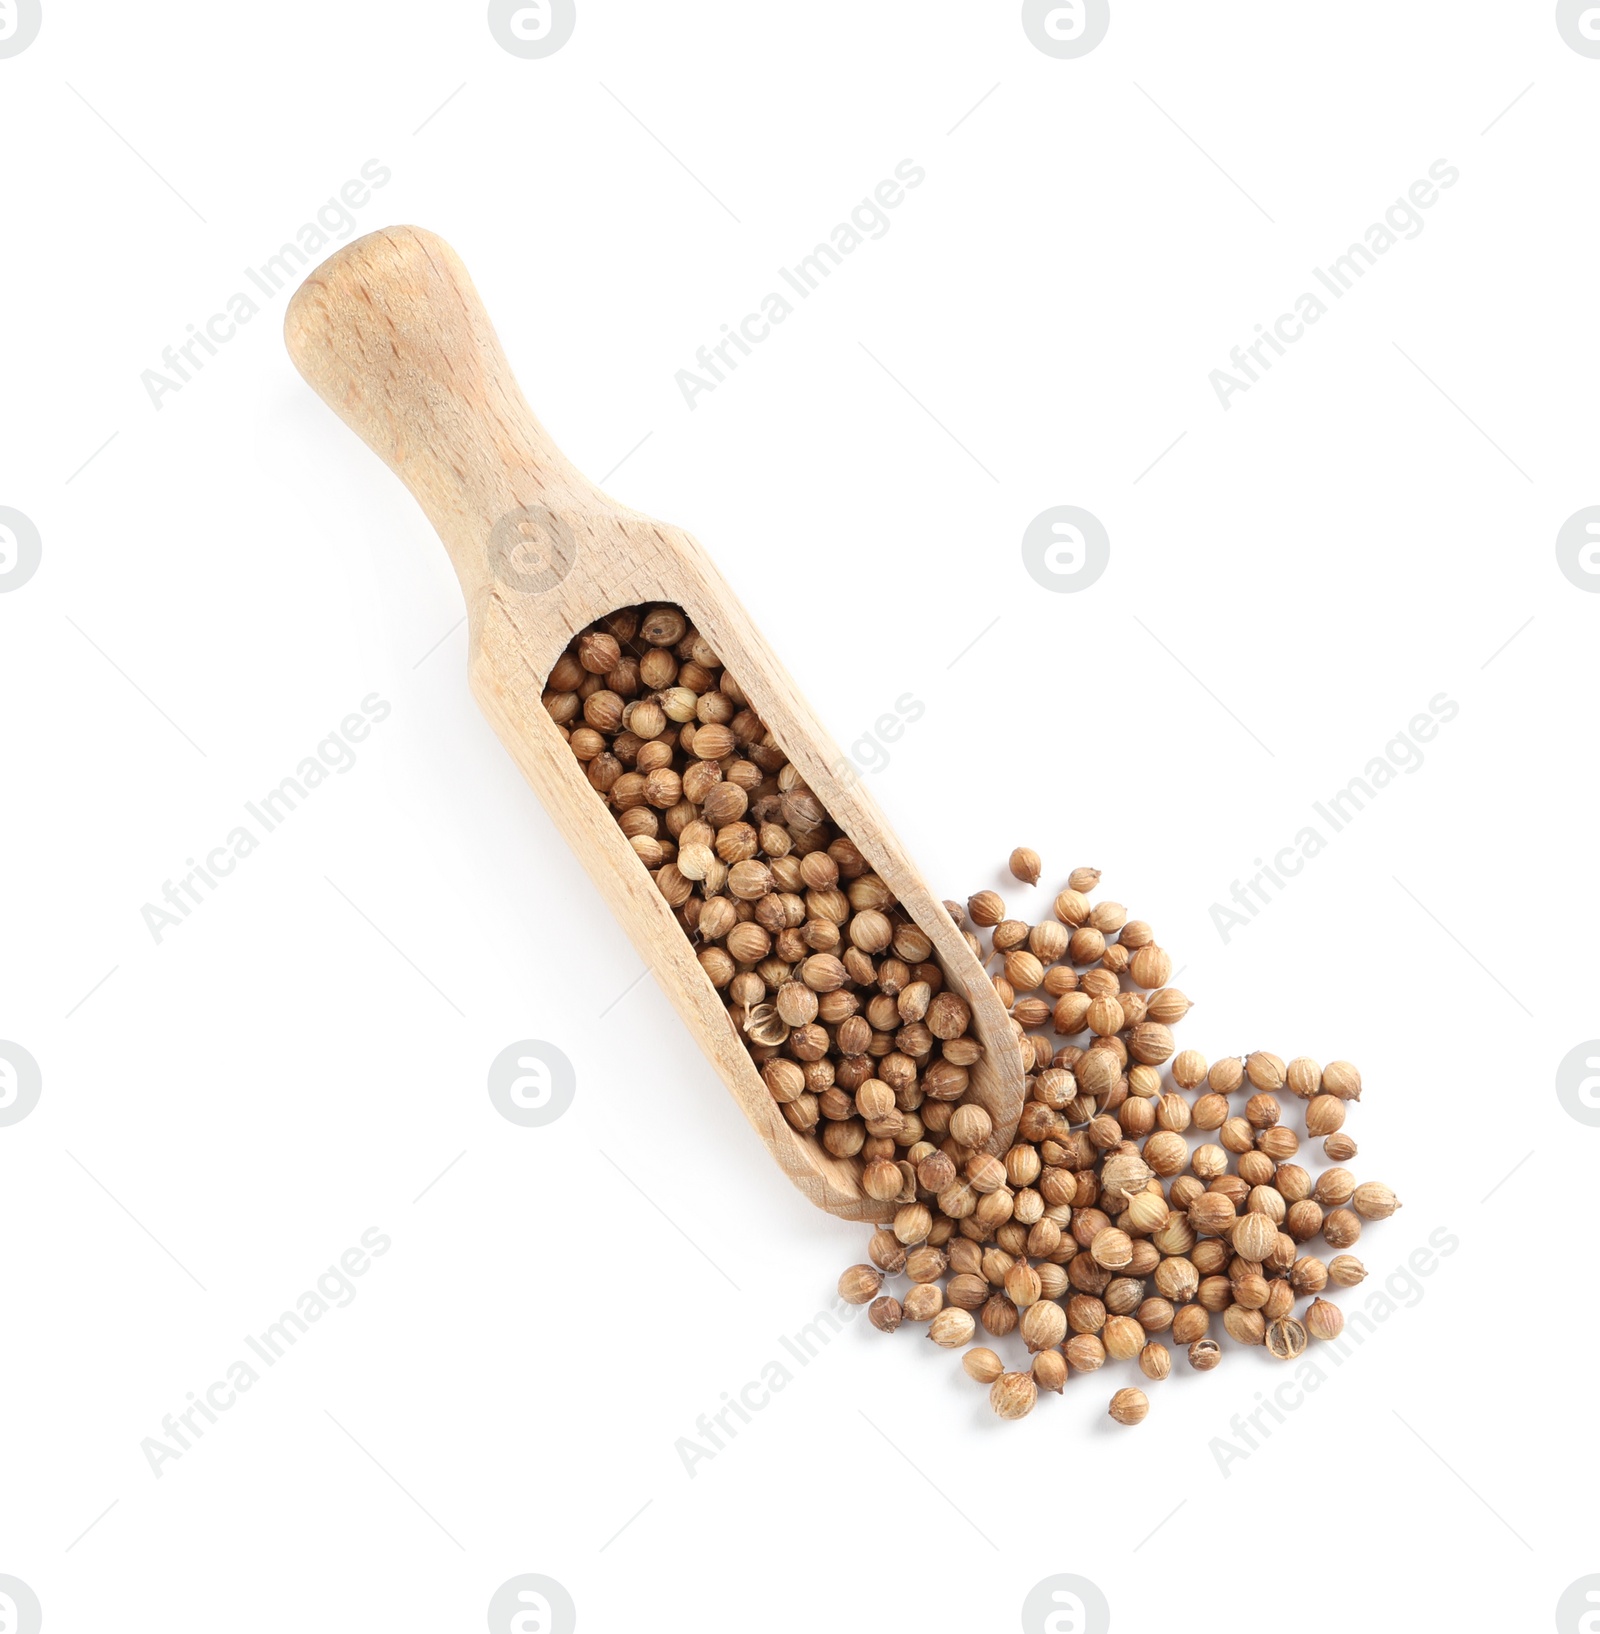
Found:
[839,850,1401,1426]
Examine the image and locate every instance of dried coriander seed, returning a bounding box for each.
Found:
[1021,1299,1068,1353]
[838,1266,882,1304]
[902,1283,944,1323]
[869,1296,903,1333]
[1172,1306,1209,1346]
[990,1372,1039,1420]
[929,1308,976,1348]
[1108,1387,1149,1426]
[1322,1060,1363,1100]
[1305,1298,1344,1341]
[968,890,1005,927]
[963,1346,1004,1384]
[1285,1056,1322,1099]
[1305,1095,1345,1136]
[868,1228,907,1275]
[1032,1348,1068,1394]
[1103,1315,1144,1361]
[1246,1051,1286,1092]
[1139,1342,1172,1381]
[1265,1317,1307,1361]
[1009,847,1042,887]
[1351,1181,1400,1220]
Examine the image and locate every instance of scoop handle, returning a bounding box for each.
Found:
[284,225,606,628]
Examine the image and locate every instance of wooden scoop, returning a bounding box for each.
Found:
[283,226,1023,1220]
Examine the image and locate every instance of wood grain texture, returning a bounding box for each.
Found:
[284,225,1024,1220]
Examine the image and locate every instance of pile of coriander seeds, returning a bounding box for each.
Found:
[836,849,1400,1426]
[543,603,986,1170]
[540,616,1401,1430]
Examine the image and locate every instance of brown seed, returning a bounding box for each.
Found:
[838,1265,882,1305]
[1291,1256,1329,1294]
[1021,1299,1068,1353]
[902,1283,943,1322]
[799,953,848,992]
[727,859,774,900]
[1192,1093,1230,1131]
[990,1372,1039,1420]
[1172,1306,1210,1346]
[1328,1254,1367,1287]
[926,992,971,1040]
[1090,1227,1134,1270]
[1314,1167,1358,1206]
[1108,1387,1149,1426]
[963,1346,1005,1384]
[1189,1193,1237,1237]
[1257,1126,1299,1162]
[981,1294,1018,1338]
[1265,1317,1308,1361]
[867,1228,906,1274]
[1245,1092,1281,1129]
[1128,944,1173,989]
[946,1273,990,1311]
[1005,1260,1043,1309]
[1322,1060,1363,1100]
[1246,1051,1286,1092]
[1032,1349,1068,1394]
[966,1153,1008,1194]
[1155,1258,1200,1304]
[1232,1212,1279,1262]
[1274,1163,1313,1202]
[1143,1131,1188,1178]
[1305,1095,1345,1137]
[1188,1338,1222,1371]
[862,1157,904,1202]
[1009,847,1042,886]
[948,1104,993,1149]
[894,1202,933,1244]
[968,890,1005,927]
[1102,1315,1145,1361]
[929,1308,976,1348]
[1261,1279,1295,1321]
[1171,1049,1208,1090]
[868,1296,902,1333]
[1351,1182,1400,1220]
[1285,1056,1322,1099]
[1138,1341,1172,1381]
[1136,1297,1175,1332]
[1128,1023,1175,1065]
[1305,1297,1344,1340]
[1286,1199,1325,1242]
[578,630,621,673]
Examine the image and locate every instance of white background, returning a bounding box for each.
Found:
[2,3,1596,1630]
